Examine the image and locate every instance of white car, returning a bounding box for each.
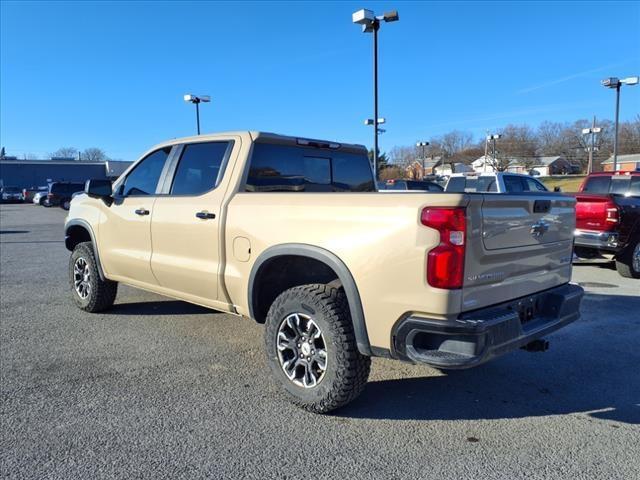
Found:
[32,191,49,206]
[444,172,549,193]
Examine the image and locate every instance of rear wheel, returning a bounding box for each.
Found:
[69,242,118,312]
[615,239,640,279]
[264,284,370,413]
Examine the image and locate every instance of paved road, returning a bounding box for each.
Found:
[1,203,638,479]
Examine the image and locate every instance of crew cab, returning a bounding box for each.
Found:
[445,172,549,193]
[64,131,583,413]
[573,171,640,278]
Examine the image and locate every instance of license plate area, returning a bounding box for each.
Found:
[508,296,541,325]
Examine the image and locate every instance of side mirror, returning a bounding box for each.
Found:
[553,186,562,192]
[85,179,113,203]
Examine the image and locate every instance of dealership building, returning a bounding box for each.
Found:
[0,159,131,189]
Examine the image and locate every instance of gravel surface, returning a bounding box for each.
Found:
[1,203,638,479]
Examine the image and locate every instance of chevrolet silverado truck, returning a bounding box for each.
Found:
[64,131,583,413]
[573,171,640,278]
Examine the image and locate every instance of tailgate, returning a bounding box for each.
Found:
[574,193,616,231]
[481,194,575,249]
[462,193,575,311]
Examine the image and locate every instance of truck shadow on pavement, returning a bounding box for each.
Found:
[106,300,212,316]
[340,291,640,425]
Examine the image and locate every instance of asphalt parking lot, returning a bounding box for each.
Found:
[1,203,638,480]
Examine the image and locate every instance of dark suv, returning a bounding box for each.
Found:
[47,182,85,210]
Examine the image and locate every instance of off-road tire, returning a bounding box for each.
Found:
[69,242,118,312]
[615,239,640,279]
[264,283,371,413]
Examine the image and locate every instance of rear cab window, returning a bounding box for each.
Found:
[582,176,611,194]
[245,142,374,192]
[610,176,631,195]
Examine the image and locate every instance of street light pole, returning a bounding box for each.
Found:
[352,9,399,180]
[613,83,620,170]
[373,22,379,178]
[601,76,638,171]
[486,134,501,172]
[416,141,429,178]
[184,94,211,136]
[195,101,201,135]
[582,117,601,174]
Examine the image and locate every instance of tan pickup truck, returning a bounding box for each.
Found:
[65,131,583,413]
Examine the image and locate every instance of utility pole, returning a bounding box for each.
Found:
[581,116,602,174]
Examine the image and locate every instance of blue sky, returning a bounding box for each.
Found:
[1,1,639,160]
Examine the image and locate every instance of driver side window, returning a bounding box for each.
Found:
[119,147,171,196]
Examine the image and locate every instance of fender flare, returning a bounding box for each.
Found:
[64,219,106,281]
[248,243,372,356]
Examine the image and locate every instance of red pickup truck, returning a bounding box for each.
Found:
[573,171,640,278]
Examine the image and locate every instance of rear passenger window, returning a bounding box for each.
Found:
[523,177,548,192]
[171,142,231,195]
[582,176,611,194]
[629,177,640,196]
[504,176,524,193]
[245,143,374,192]
[476,177,498,192]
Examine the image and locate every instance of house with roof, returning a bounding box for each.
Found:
[405,157,442,179]
[434,162,474,176]
[471,155,527,173]
[530,156,574,176]
[600,153,640,172]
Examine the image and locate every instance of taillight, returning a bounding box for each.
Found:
[421,207,466,289]
[606,205,619,223]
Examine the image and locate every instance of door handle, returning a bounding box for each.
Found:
[135,208,150,216]
[195,211,216,220]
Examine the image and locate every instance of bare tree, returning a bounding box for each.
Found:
[438,130,474,158]
[618,116,640,155]
[51,147,79,159]
[81,148,109,162]
[496,124,538,169]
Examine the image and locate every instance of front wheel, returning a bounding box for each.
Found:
[69,242,118,312]
[616,240,640,279]
[61,199,71,210]
[264,284,371,413]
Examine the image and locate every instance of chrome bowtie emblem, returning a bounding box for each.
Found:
[530,220,549,237]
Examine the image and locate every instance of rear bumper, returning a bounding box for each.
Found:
[574,228,619,251]
[392,283,583,369]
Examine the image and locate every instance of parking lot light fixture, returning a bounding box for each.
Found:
[601,76,638,170]
[352,8,399,179]
[183,94,211,135]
